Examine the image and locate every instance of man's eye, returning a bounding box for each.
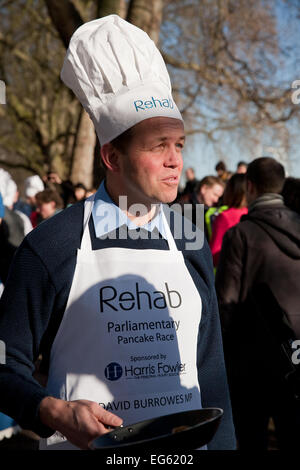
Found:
[153,143,165,150]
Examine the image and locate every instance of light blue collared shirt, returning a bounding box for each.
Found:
[92,181,167,239]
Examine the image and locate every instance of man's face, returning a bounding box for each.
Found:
[117,117,185,206]
[75,187,86,201]
[200,183,224,207]
[36,201,56,220]
[237,164,247,174]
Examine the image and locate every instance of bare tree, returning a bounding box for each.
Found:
[0,0,79,179]
[160,0,300,165]
[45,0,127,187]
[1,0,299,185]
[127,0,164,44]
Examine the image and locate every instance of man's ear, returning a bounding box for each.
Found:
[100,143,121,172]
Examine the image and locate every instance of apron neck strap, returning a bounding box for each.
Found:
[80,197,178,252]
[80,195,95,251]
[161,208,178,251]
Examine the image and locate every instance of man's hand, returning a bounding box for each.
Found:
[39,396,123,449]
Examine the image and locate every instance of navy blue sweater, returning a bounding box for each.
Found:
[0,201,235,449]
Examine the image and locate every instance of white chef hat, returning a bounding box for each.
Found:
[24,175,44,198]
[0,168,17,208]
[61,15,182,146]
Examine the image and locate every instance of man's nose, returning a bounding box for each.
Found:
[165,145,182,168]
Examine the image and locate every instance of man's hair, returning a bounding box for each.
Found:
[246,157,285,195]
[110,128,134,153]
[237,161,247,168]
[74,182,87,191]
[196,175,224,192]
[100,128,134,172]
[215,160,226,172]
[35,189,64,208]
[281,177,300,214]
[222,173,247,208]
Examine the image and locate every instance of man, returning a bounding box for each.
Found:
[215,161,230,183]
[0,15,235,450]
[236,161,248,174]
[179,167,197,201]
[35,189,64,223]
[192,176,225,240]
[196,176,225,209]
[216,156,300,449]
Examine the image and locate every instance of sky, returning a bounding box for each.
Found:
[177,0,300,187]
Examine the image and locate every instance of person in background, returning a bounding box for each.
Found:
[193,176,225,239]
[0,185,19,438]
[44,172,62,185]
[175,167,198,204]
[236,161,248,174]
[4,178,33,236]
[0,192,3,221]
[0,170,32,283]
[281,177,300,215]
[182,167,197,197]
[215,161,231,183]
[35,189,64,223]
[209,174,248,267]
[25,175,45,209]
[44,172,76,207]
[216,157,300,450]
[0,192,4,295]
[196,176,225,209]
[24,175,45,228]
[74,183,88,201]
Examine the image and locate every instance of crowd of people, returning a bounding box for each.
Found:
[0,169,96,287]
[0,14,300,452]
[177,157,300,449]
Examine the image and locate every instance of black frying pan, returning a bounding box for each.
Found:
[91,408,223,450]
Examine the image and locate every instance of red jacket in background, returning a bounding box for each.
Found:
[209,207,248,266]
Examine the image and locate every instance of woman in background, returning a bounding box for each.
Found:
[210,173,248,267]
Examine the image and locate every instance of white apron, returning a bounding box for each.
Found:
[40,197,203,449]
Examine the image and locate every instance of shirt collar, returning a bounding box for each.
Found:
[92,181,167,239]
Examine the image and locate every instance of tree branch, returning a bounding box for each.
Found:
[44,0,83,48]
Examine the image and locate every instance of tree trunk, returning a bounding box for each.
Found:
[44,0,83,49]
[70,109,97,186]
[126,0,163,45]
[97,0,127,18]
[45,0,127,188]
